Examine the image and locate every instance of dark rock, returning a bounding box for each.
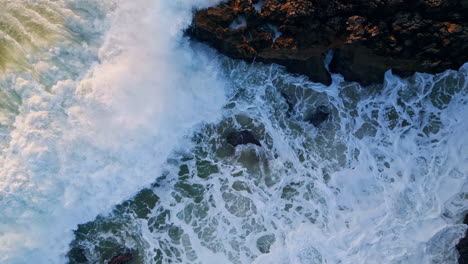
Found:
[457,214,468,264]
[108,252,133,264]
[257,234,276,254]
[280,92,294,114]
[329,46,391,86]
[257,49,332,85]
[68,247,88,263]
[188,0,468,86]
[227,130,261,147]
[462,0,468,8]
[307,105,330,127]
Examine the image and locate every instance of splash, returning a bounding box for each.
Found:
[0,0,226,263]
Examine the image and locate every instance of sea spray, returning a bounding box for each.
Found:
[0,0,226,263]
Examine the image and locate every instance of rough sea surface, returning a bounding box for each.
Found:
[0,1,466,263]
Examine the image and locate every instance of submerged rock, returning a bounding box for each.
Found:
[188,0,468,86]
[457,214,468,264]
[280,92,295,114]
[108,252,133,264]
[307,106,330,127]
[227,130,261,147]
[257,234,276,254]
[68,247,88,263]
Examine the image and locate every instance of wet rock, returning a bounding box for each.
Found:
[457,214,468,264]
[329,46,391,86]
[188,0,468,86]
[108,251,133,264]
[227,130,261,147]
[68,247,88,263]
[280,92,294,114]
[307,106,330,127]
[257,234,276,254]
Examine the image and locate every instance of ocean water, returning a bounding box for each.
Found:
[0,1,467,264]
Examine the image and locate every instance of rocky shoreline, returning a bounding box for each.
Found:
[187,0,468,86]
[187,1,468,262]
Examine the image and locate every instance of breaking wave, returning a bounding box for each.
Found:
[0,1,466,264]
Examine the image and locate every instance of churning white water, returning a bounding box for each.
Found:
[0,0,225,263]
[0,1,467,264]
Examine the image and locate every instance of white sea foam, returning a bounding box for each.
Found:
[0,0,226,263]
[1,0,467,263]
[93,61,466,264]
[250,67,468,264]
